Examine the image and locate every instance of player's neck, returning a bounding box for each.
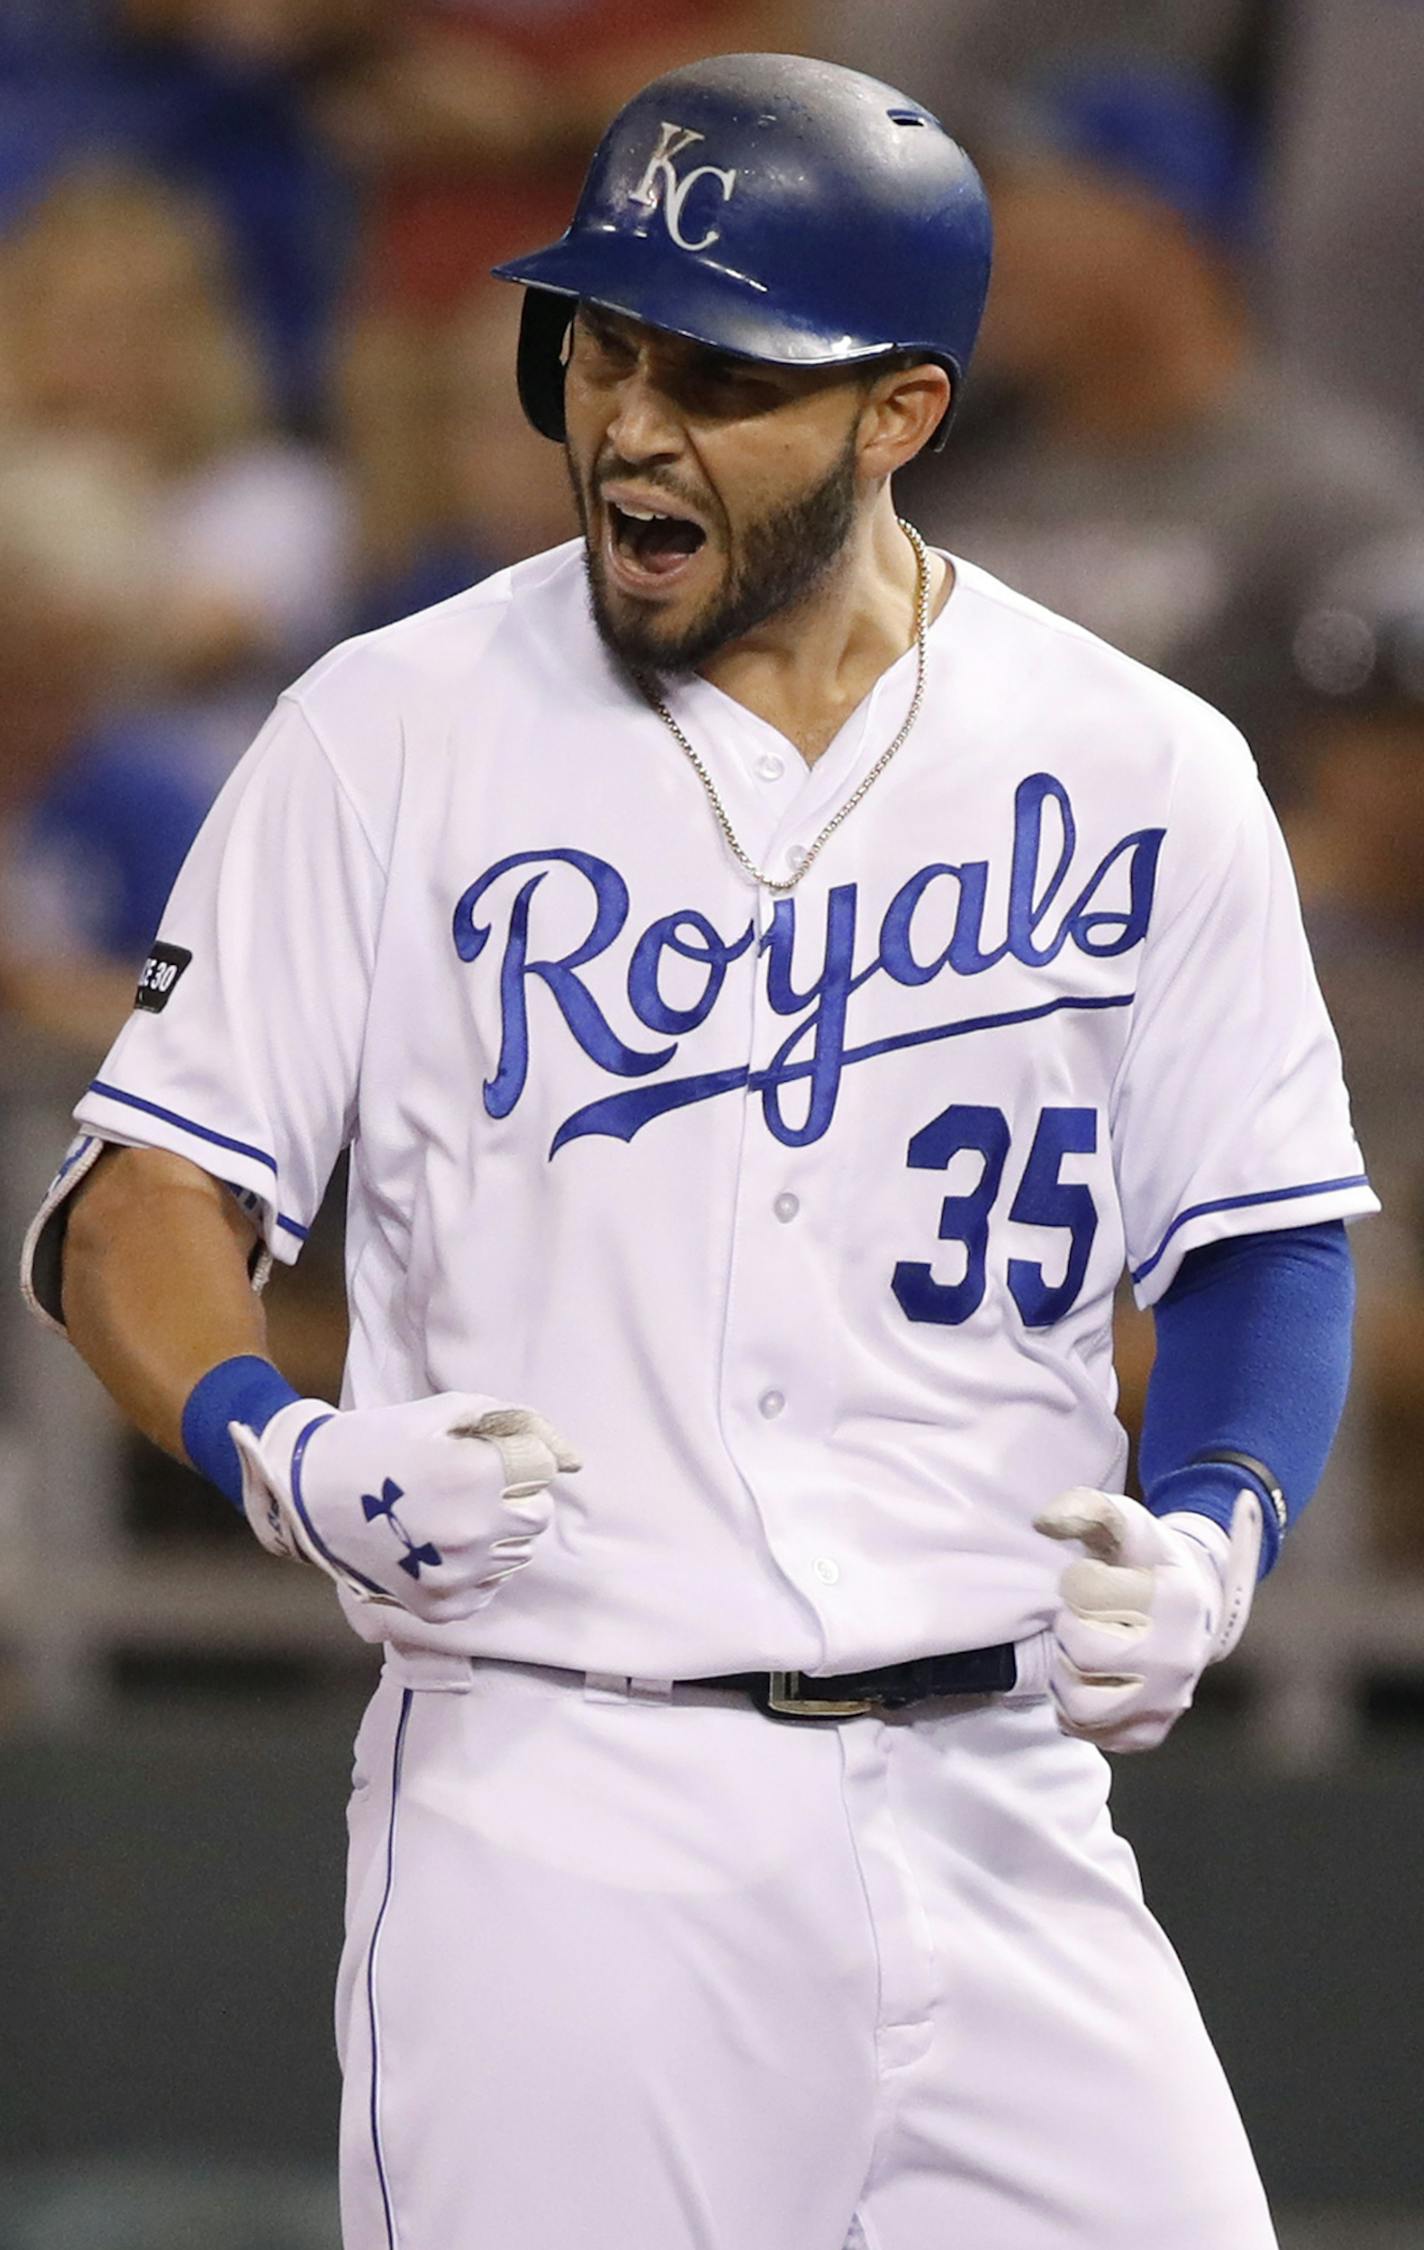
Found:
[695,504,949,766]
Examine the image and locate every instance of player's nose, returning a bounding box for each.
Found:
[605,362,685,463]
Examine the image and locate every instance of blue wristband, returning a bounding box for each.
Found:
[1145,1460,1281,1561]
[182,1355,302,1509]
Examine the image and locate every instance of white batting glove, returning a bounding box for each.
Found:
[231,1393,581,1624]
[1033,1487,1263,1753]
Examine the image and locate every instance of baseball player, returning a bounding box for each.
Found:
[24,53,1373,2250]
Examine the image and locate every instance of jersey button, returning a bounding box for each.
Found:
[758,1388,786,1420]
[755,751,785,782]
[787,843,811,872]
[813,1557,840,1586]
[773,1191,799,1223]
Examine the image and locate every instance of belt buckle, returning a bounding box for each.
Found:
[766,1670,877,1720]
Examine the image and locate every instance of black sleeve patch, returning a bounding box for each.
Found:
[134,942,193,1013]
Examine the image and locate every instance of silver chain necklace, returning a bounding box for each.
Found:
[634,520,932,895]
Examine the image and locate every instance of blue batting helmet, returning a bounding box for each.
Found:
[492,52,992,450]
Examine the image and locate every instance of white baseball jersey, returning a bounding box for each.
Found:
[26,543,1376,1678]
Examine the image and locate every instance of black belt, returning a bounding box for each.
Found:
[691,1642,1018,1721]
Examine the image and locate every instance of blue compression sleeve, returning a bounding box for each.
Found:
[181,1355,301,1509]
[1140,1221,1354,1575]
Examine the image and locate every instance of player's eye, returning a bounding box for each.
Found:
[685,358,780,411]
[703,357,757,387]
[577,317,637,369]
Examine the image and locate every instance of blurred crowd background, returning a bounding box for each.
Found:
[2,4,1423,2247]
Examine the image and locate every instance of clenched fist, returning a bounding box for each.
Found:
[1034,1486,1262,1752]
[232,1392,580,1624]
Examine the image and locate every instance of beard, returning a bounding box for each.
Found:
[571,427,861,677]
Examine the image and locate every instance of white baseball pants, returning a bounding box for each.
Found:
[335,1651,1277,2250]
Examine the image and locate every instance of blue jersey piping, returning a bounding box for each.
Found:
[86,1079,311,1241]
[1132,1175,1371,1286]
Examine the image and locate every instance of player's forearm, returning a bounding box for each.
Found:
[1141,1219,1355,1571]
[61,1146,268,1463]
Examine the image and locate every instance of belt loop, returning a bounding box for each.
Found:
[1005,1630,1053,1703]
[583,1673,674,1705]
[383,1646,476,1692]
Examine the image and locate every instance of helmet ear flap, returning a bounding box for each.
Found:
[515,290,576,442]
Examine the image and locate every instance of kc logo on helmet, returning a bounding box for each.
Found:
[630,122,738,253]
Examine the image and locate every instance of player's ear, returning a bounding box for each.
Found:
[856,358,952,477]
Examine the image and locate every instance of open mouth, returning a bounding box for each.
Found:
[604,498,708,592]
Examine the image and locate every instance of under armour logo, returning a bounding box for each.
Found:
[630,122,738,253]
[362,1477,444,1581]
